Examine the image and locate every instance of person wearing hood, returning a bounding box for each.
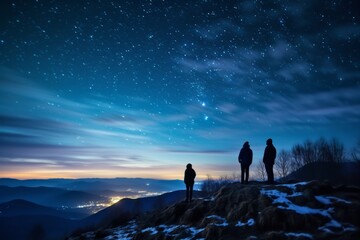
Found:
[263,138,276,184]
[184,163,196,202]
[238,141,253,184]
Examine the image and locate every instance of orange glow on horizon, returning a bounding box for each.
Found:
[0,168,231,181]
[0,168,186,180]
[0,162,239,180]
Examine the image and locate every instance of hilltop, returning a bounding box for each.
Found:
[69,180,360,240]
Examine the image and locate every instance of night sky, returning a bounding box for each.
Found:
[0,0,359,180]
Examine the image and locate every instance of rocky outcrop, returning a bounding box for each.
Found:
[70,181,360,240]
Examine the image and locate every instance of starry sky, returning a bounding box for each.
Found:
[0,0,359,180]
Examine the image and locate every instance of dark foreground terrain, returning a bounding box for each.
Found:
[70,180,360,240]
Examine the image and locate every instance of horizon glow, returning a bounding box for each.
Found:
[0,1,359,180]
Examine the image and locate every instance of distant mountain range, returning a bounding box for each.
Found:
[0,199,86,219]
[0,178,184,195]
[0,177,188,240]
[0,185,107,209]
[0,212,77,240]
[0,178,186,216]
[0,189,199,240]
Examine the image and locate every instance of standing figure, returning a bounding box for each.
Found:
[263,138,276,184]
[184,163,196,202]
[238,141,253,184]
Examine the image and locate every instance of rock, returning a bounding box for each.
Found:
[180,201,208,226]
[257,206,328,232]
[261,231,287,240]
[297,181,333,195]
[204,225,222,240]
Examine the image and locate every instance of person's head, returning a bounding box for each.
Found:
[243,141,250,148]
[186,163,192,169]
[266,138,273,146]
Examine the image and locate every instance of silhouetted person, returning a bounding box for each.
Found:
[263,138,276,184]
[238,141,253,184]
[184,163,196,202]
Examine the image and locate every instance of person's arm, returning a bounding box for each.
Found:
[274,147,277,160]
[250,149,253,165]
[239,149,243,163]
[271,147,276,164]
[263,147,267,163]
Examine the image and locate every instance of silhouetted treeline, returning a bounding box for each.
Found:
[290,137,345,170]
[270,137,357,180]
[200,175,234,193]
[351,138,360,162]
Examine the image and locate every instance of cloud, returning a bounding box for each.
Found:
[0,114,76,134]
[159,148,231,154]
[260,86,360,124]
[333,25,360,40]
[268,40,297,61]
[95,113,156,130]
[0,140,153,170]
[0,68,90,116]
[195,20,244,40]
[216,102,239,114]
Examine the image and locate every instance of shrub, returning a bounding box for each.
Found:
[200,175,235,194]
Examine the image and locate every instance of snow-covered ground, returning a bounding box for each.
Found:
[260,182,357,235]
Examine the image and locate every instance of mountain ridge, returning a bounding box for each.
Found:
[70,180,360,240]
[0,185,106,209]
[0,199,86,219]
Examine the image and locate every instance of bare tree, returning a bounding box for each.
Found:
[328,138,345,162]
[200,175,233,193]
[275,150,292,178]
[315,137,331,162]
[351,138,360,162]
[291,144,304,170]
[303,140,317,164]
[254,160,266,181]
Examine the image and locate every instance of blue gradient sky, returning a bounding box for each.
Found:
[0,0,359,179]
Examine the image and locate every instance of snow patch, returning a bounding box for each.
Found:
[260,189,301,204]
[206,215,229,226]
[318,219,357,233]
[286,232,313,239]
[316,195,351,205]
[278,181,309,191]
[140,223,205,239]
[261,187,333,218]
[315,196,332,205]
[158,224,180,234]
[105,220,137,240]
[236,218,255,227]
[328,196,351,204]
[141,227,158,235]
[278,204,333,218]
[202,196,216,201]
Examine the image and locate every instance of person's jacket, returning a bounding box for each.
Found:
[263,144,276,165]
[238,143,253,166]
[184,168,196,186]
